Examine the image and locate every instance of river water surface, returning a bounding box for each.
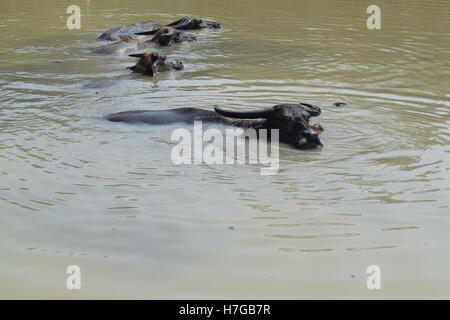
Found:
[0,0,449,299]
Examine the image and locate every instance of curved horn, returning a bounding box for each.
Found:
[129,52,159,60]
[165,17,185,27]
[135,29,158,36]
[214,105,276,119]
[299,103,321,117]
[129,53,144,58]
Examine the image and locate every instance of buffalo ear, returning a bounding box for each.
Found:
[299,103,321,117]
[129,53,144,58]
[135,30,158,35]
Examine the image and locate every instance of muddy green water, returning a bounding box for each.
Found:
[0,0,449,299]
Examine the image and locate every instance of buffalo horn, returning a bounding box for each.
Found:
[299,103,321,117]
[214,105,276,119]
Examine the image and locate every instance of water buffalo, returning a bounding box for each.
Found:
[83,52,183,88]
[106,103,323,149]
[128,52,183,76]
[98,16,220,41]
[134,26,196,46]
[98,21,161,41]
[90,27,195,55]
[166,16,221,30]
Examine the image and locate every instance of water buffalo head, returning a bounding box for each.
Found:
[128,52,184,76]
[135,26,196,46]
[214,103,323,149]
[166,16,221,30]
[127,52,160,75]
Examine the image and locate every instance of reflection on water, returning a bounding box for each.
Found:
[0,0,449,299]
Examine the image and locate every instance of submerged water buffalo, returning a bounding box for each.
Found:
[134,26,196,46]
[90,27,195,55]
[165,16,221,30]
[98,21,161,41]
[127,51,183,76]
[98,16,220,41]
[106,103,323,149]
[83,52,183,88]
